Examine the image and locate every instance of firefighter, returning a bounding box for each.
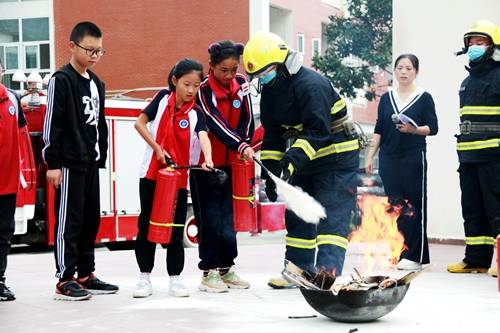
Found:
[192,40,254,293]
[447,20,500,278]
[243,32,359,288]
[0,60,26,301]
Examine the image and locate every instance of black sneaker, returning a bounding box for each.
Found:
[54,279,92,301]
[78,274,119,295]
[0,282,16,301]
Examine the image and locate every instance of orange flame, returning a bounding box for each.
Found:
[349,194,406,275]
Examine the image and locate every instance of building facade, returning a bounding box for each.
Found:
[1,0,249,92]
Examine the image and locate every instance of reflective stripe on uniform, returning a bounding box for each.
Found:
[331,99,346,115]
[282,123,303,131]
[261,150,285,161]
[459,106,500,116]
[316,234,348,249]
[285,236,316,249]
[465,236,496,246]
[457,138,500,151]
[313,139,359,159]
[291,139,316,160]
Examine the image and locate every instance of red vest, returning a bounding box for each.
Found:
[142,93,200,188]
[0,84,21,195]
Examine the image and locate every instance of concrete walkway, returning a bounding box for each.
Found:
[1,233,498,333]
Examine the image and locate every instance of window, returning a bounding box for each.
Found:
[0,17,51,89]
[0,19,19,42]
[5,46,19,69]
[22,18,49,41]
[297,33,304,54]
[312,38,321,56]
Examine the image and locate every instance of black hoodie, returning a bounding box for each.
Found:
[42,63,108,171]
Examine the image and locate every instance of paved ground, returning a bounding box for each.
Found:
[1,232,498,333]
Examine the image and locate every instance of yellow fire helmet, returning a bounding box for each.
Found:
[243,31,289,76]
[463,19,500,51]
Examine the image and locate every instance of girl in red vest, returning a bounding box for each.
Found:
[192,40,255,293]
[133,59,213,298]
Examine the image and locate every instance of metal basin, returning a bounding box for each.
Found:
[300,283,410,322]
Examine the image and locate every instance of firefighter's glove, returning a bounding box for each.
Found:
[265,177,278,202]
[279,159,294,182]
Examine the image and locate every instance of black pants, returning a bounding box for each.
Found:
[0,194,16,282]
[285,168,357,275]
[54,165,101,281]
[459,161,500,267]
[379,151,430,264]
[134,178,187,275]
[189,167,237,271]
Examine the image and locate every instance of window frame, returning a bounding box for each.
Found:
[312,38,321,56]
[297,33,304,54]
[0,16,51,89]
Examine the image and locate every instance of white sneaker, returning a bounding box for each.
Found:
[397,259,422,270]
[199,269,228,293]
[168,276,189,297]
[133,274,153,298]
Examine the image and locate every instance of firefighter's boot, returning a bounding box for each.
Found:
[488,266,498,277]
[447,261,489,273]
[267,276,297,289]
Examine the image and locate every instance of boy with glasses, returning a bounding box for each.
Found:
[42,21,118,301]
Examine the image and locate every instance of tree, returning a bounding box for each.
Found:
[312,0,392,101]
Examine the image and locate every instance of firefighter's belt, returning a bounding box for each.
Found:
[459,120,500,135]
[331,115,349,134]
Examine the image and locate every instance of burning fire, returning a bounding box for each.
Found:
[349,194,406,275]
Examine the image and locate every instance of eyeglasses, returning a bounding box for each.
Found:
[74,41,106,57]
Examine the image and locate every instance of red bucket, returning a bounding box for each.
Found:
[258,201,286,232]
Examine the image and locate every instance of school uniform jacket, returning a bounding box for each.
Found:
[196,73,254,167]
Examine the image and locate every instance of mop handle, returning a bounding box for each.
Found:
[252,157,279,181]
[174,165,225,174]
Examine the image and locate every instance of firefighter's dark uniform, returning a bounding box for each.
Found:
[260,66,359,275]
[456,59,500,267]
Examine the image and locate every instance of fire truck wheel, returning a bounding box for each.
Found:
[183,215,199,248]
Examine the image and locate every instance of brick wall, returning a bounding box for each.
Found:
[53,0,249,94]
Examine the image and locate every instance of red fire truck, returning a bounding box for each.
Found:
[12,90,284,250]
